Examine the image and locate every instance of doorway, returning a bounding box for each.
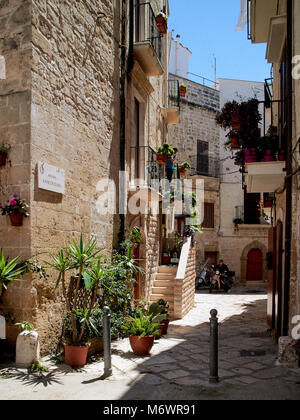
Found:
[247,248,263,281]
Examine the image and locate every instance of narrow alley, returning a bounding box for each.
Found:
[1,288,299,400]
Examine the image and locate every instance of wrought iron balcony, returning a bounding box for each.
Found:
[133,2,164,76]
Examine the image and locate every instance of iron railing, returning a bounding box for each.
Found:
[134,2,163,66]
[130,145,163,190]
[168,79,180,109]
[190,154,220,178]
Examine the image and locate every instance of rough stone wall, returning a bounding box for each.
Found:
[168,74,220,170]
[174,240,195,319]
[0,0,121,353]
[0,0,33,346]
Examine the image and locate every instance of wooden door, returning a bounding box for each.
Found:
[247,248,263,281]
[205,252,218,266]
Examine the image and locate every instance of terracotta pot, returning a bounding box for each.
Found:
[231,111,241,130]
[278,150,285,161]
[159,319,170,335]
[9,213,23,226]
[244,148,257,163]
[264,199,273,208]
[157,154,167,166]
[263,150,274,162]
[129,336,155,356]
[162,255,170,265]
[179,167,186,176]
[63,343,89,367]
[179,86,187,98]
[0,152,7,167]
[231,137,240,150]
[155,15,167,35]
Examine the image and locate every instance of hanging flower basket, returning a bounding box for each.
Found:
[9,213,24,227]
[157,154,168,166]
[179,85,187,98]
[155,14,168,35]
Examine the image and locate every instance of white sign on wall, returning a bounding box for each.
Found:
[38,162,65,194]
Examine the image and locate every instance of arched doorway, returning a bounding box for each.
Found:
[247,248,263,281]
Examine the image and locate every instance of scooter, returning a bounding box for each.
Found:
[209,270,232,293]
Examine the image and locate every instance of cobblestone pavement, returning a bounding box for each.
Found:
[1,287,300,400]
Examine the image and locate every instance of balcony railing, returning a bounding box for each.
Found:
[133,2,164,75]
[130,145,163,191]
[168,79,180,109]
[190,154,220,178]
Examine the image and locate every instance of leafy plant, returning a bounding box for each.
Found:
[0,250,26,291]
[157,143,175,158]
[0,144,11,153]
[28,361,49,374]
[0,194,29,217]
[156,11,168,22]
[179,162,191,169]
[122,313,160,338]
[16,321,34,332]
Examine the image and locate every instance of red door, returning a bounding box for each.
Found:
[247,249,263,281]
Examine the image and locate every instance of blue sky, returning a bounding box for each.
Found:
[169,0,271,85]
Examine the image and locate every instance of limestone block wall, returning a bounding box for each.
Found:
[174,239,196,319]
[0,0,121,353]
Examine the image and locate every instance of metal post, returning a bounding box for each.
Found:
[103,306,112,377]
[209,309,219,384]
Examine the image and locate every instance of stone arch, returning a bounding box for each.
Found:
[241,240,268,284]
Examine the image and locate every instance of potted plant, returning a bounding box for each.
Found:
[47,235,103,367]
[179,84,187,98]
[0,195,29,226]
[156,143,174,166]
[0,249,25,296]
[0,144,10,167]
[155,12,168,35]
[155,299,170,335]
[215,100,240,131]
[179,161,191,176]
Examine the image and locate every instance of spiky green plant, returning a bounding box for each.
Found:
[0,249,26,292]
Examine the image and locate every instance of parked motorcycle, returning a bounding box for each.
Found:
[196,260,214,290]
[209,268,234,293]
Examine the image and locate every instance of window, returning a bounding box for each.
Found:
[244,192,260,224]
[202,203,214,228]
[197,140,209,176]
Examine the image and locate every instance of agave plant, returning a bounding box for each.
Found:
[0,249,26,293]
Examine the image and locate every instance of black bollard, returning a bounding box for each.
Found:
[209,309,219,384]
[103,306,112,377]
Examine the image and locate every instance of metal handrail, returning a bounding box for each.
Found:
[168,79,180,109]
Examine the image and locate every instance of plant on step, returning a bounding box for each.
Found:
[0,249,26,294]
[28,360,49,374]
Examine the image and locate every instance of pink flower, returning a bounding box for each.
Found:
[13,194,19,198]
[10,200,17,206]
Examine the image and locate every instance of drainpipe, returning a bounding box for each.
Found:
[283,0,293,336]
[119,0,134,247]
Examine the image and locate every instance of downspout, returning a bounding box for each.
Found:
[283,0,293,336]
[119,0,134,247]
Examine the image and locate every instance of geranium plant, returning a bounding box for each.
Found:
[0,194,29,226]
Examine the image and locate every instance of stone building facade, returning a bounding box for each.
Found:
[0,0,182,353]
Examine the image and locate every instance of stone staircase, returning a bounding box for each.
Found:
[150,266,177,318]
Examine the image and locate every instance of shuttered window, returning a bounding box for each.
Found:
[202,203,214,228]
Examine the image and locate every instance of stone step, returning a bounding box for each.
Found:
[157,266,178,274]
[152,286,174,295]
[153,280,174,287]
[155,273,176,280]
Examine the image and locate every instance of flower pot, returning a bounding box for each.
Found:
[263,150,274,162]
[159,319,170,335]
[162,254,170,265]
[179,86,187,98]
[157,154,167,166]
[63,343,89,367]
[179,167,186,176]
[278,150,285,161]
[264,198,273,208]
[155,15,167,35]
[9,213,23,226]
[231,111,241,130]
[231,136,240,150]
[129,335,155,356]
[244,148,257,163]
[0,152,7,167]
